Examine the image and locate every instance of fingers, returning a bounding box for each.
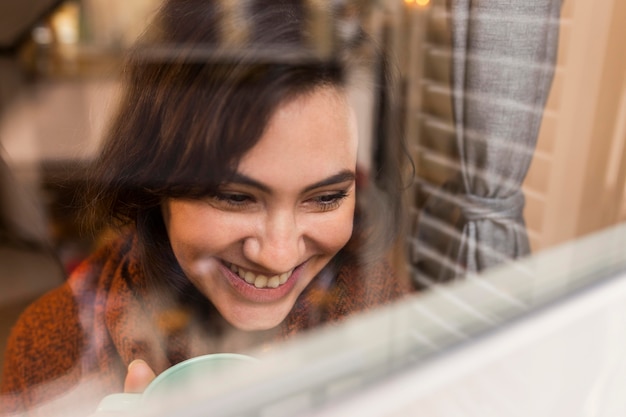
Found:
[123,359,157,393]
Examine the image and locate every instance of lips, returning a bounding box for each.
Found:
[228,264,294,289]
[218,261,304,304]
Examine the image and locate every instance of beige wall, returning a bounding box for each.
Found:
[524,0,626,251]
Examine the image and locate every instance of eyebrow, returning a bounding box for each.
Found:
[226,169,356,194]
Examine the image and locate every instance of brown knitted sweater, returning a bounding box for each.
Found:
[0,232,409,414]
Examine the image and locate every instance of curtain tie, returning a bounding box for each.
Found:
[459,189,525,222]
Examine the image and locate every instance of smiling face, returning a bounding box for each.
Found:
[162,87,358,331]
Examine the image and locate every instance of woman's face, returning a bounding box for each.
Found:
[162,87,358,331]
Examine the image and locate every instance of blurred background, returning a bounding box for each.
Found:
[1,0,626,413]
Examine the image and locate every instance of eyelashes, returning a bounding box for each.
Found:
[208,190,351,212]
[209,192,254,210]
[309,191,349,212]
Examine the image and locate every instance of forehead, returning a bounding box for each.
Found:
[236,87,358,188]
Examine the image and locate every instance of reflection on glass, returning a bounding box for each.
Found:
[0,0,625,415]
[1,0,409,414]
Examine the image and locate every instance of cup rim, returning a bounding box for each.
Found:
[144,353,258,398]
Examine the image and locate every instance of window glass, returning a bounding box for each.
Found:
[1,0,625,415]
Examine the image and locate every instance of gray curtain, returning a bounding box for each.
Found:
[413,0,562,286]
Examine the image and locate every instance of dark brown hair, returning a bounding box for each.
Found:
[85,0,405,295]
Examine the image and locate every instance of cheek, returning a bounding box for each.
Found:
[309,199,355,254]
[165,203,239,267]
[165,215,241,293]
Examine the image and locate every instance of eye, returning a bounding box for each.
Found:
[209,191,255,210]
[308,191,350,212]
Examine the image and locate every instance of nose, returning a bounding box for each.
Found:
[243,210,305,273]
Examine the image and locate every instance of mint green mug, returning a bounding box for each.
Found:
[94,353,257,414]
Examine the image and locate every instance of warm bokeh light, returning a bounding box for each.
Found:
[50,2,80,44]
[404,0,431,6]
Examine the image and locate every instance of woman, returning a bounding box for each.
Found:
[0,0,410,413]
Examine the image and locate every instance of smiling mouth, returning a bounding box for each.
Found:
[227,263,294,289]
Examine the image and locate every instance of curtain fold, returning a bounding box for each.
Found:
[413,0,563,286]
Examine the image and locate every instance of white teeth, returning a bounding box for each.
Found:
[229,264,294,289]
[244,271,256,284]
[267,276,280,288]
[254,275,268,288]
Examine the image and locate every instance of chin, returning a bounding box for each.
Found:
[221,304,292,332]
[228,316,286,332]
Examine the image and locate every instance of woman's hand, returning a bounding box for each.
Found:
[123,359,156,393]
